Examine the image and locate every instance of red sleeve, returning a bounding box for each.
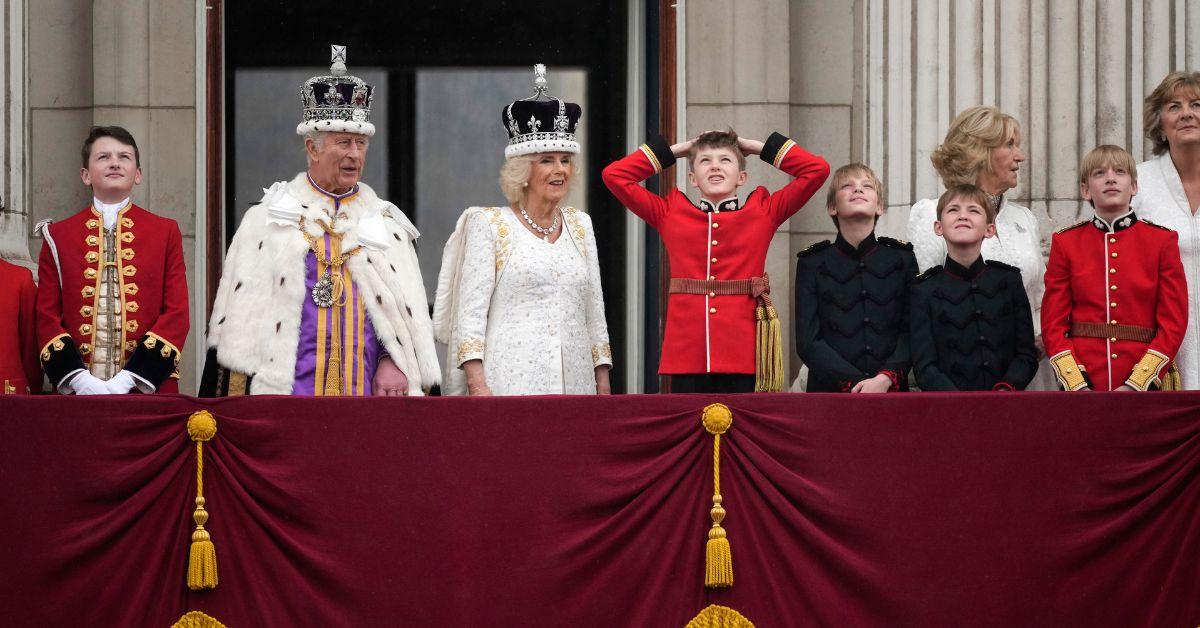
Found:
[34,237,69,349]
[1039,232,1077,360]
[17,268,42,391]
[601,136,675,229]
[1146,230,1187,365]
[759,132,831,226]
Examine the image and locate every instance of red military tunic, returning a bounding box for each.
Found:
[602,133,829,374]
[1041,211,1188,390]
[0,259,42,393]
[35,204,189,393]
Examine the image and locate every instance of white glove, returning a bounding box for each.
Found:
[70,372,111,395]
[105,370,137,395]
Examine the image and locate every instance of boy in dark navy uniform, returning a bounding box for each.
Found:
[910,184,1038,391]
[795,163,918,392]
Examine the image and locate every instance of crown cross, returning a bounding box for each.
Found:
[331,44,347,77]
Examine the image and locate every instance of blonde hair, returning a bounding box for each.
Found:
[936,184,995,224]
[1079,144,1138,186]
[930,106,1021,187]
[498,153,574,205]
[1144,71,1200,156]
[825,163,884,211]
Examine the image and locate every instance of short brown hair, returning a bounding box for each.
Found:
[1079,145,1138,186]
[688,130,745,171]
[936,184,994,223]
[930,106,1021,187]
[1143,71,1200,156]
[82,125,140,169]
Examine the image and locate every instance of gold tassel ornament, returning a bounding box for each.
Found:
[751,275,784,392]
[701,403,735,588]
[186,411,219,590]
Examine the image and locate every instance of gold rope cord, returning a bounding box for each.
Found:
[685,604,755,628]
[171,610,228,628]
[701,403,734,588]
[186,411,218,590]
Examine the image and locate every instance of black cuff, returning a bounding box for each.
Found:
[124,334,180,388]
[198,347,251,397]
[40,334,86,386]
[644,135,676,171]
[760,131,793,167]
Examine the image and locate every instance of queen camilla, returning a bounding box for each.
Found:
[433,65,612,396]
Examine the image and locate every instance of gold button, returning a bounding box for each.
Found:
[1111,252,1118,258]
[1111,302,1117,308]
[1109,238,1116,244]
[1109,268,1116,274]
[1111,285,1117,290]
[711,257,717,263]
[81,286,94,298]
[79,343,92,356]
[1110,319,1118,324]
[709,307,717,314]
[1112,353,1118,359]
[86,235,99,246]
[1066,368,1074,373]
[708,291,716,297]
[85,251,99,263]
[79,323,92,335]
[709,275,716,280]
[712,223,719,228]
[1110,337,1117,342]
[79,306,93,317]
[711,240,718,245]
[84,268,97,279]
[1142,366,1150,371]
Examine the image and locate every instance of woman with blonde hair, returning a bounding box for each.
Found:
[432,65,612,396]
[1132,71,1200,389]
[906,105,1052,389]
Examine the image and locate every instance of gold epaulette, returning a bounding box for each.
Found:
[878,236,913,251]
[796,240,831,258]
[1141,218,1173,231]
[1055,219,1089,234]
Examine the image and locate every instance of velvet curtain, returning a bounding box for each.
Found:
[0,393,1196,627]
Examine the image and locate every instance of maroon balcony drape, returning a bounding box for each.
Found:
[0,393,1196,627]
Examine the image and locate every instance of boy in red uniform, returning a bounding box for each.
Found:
[603,130,829,392]
[35,126,189,394]
[0,259,42,393]
[1042,145,1188,391]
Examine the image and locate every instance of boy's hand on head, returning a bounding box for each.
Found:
[670,139,695,158]
[737,137,764,156]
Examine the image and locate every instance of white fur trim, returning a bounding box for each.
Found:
[504,138,580,159]
[295,120,375,137]
[207,173,439,394]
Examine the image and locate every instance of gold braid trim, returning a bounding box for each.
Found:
[171,611,228,628]
[772,139,796,168]
[39,333,70,362]
[1125,349,1169,391]
[639,144,663,172]
[1049,351,1088,391]
[686,604,755,628]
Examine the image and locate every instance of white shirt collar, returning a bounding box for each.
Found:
[93,197,130,230]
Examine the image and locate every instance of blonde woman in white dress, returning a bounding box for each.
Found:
[433,68,612,396]
[906,106,1054,389]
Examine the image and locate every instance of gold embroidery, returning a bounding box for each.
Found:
[1126,350,1169,391]
[121,216,134,229]
[86,219,99,229]
[1049,351,1088,391]
[80,305,94,317]
[40,334,70,362]
[457,338,485,363]
[85,251,99,263]
[79,323,93,335]
[79,343,92,355]
[161,345,173,358]
[124,340,137,352]
[3,380,15,394]
[120,232,135,243]
[486,207,512,272]
[591,343,612,364]
[81,285,95,298]
[86,235,99,246]
[145,336,158,349]
[122,265,137,277]
[121,248,135,260]
[126,320,139,333]
[124,283,138,295]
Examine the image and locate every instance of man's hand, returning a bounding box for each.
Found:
[70,372,111,395]
[737,137,764,156]
[1115,384,1136,392]
[372,356,409,396]
[850,373,893,393]
[105,370,136,394]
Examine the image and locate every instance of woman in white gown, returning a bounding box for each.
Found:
[906,105,1054,389]
[1132,71,1200,389]
[433,67,612,396]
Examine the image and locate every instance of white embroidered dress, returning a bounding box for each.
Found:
[434,206,612,395]
[907,197,1055,389]
[1134,153,1200,389]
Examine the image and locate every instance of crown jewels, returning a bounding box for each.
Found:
[296,44,375,137]
[500,64,581,158]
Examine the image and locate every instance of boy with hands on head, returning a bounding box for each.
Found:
[603,129,829,393]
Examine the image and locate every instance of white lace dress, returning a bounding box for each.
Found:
[907,197,1055,390]
[447,206,612,395]
[1133,153,1200,389]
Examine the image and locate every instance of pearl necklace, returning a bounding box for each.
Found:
[518,204,561,241]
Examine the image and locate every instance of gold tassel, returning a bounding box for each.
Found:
[754,303,784,392]
[1162,363,1182,391]
[701,403,734,588]
[186,411,219,590]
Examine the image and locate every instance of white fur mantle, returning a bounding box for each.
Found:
[206,173,440,394]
